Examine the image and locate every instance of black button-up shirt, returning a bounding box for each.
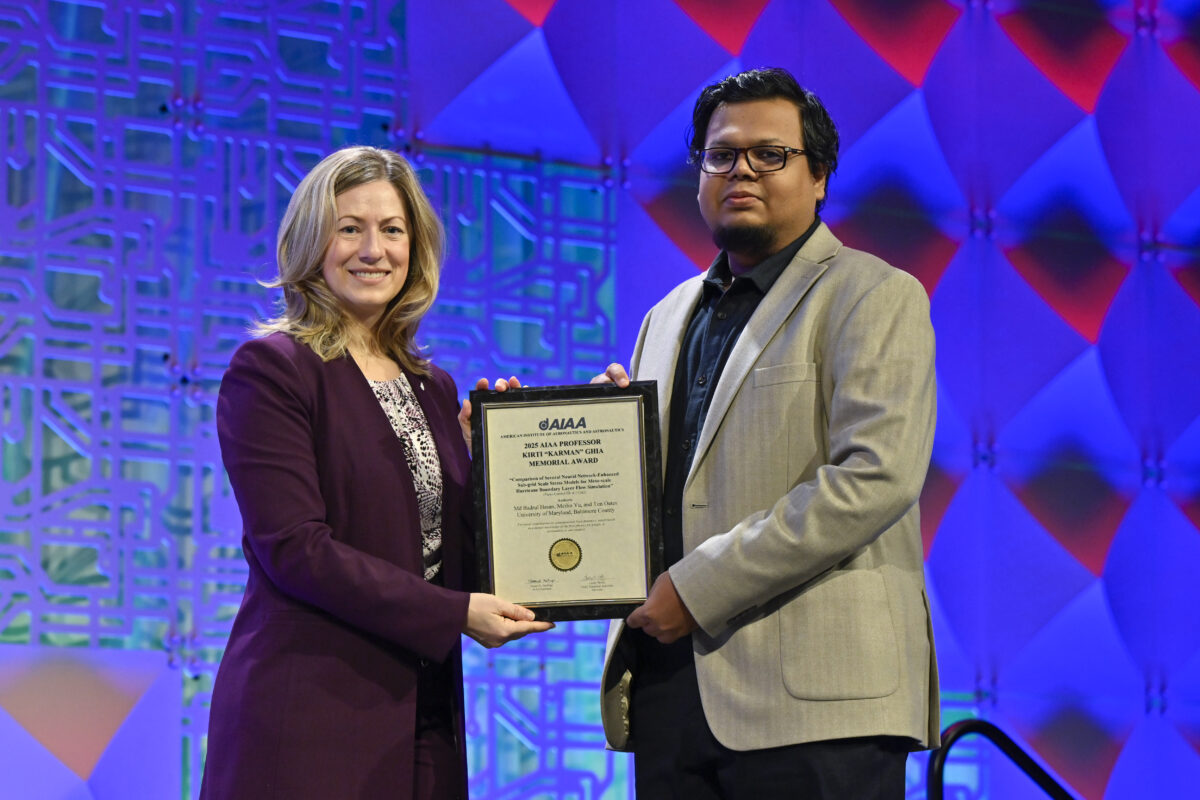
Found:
[661,219,819,566]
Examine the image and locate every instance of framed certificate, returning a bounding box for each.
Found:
[470,381,664,621]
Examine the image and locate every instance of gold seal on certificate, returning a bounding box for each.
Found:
[548,538,582,571]
[470,381,665,621]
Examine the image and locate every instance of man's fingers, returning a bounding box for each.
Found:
[606,363,630,387]
[591,362,630,386]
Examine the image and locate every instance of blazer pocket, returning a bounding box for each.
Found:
[778,570,901,701]
[753,361,817,387]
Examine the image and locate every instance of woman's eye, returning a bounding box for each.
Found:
[339,225,359,234]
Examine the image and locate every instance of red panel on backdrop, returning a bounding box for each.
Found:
[997,1,1129,112]
[830,182,960,295]
[673,0,771,55]
[504,0,557,26]
[1003,206,1130,343]
[828,0,960,85]
[1011,443,1131,576]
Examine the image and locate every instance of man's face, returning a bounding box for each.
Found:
[697,97,827,266]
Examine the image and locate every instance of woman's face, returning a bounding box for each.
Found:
[321,180,411,331]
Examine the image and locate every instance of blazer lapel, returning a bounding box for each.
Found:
[639,277,705,470]
[686,225,841,489]
[335,353,422,508]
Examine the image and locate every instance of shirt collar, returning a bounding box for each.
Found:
[702,217,821,296]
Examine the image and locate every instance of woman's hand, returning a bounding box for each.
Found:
[464,593,554,648]
[458,376,522,455]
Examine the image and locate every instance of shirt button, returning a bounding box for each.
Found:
[697,374,707,386]
[682,440,692,451]
[666,507,676,516]
[716,311,728,320]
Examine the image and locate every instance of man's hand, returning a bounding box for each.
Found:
[464,593,554,648]
[626,571,697,644]
[458,376,522,454]
[590,363,631,387]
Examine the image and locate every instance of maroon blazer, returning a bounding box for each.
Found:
[200,332,475,799]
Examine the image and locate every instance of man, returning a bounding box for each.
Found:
[595,68,939,798]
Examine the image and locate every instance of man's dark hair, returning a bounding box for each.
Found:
[687,67,839,211]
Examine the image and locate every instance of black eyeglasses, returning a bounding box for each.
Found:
[696,146,807,174]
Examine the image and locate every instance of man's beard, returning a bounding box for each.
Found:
[712,224,775,258]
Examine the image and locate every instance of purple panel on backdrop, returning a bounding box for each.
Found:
[1164,179,1200,244]
[0,709,91,800]
[741,0,914,152]
[932,238,1088,435]
[1095,39,1200,227]
[1172,646,1200,765]
[625,61,737,270]
[924,10,1084,204]
[1098,260,1200,449]
[87,666,181,799]
[1163,0,1200,16]
[1001,582,1143,721]
[543,0,729,158]
[923,574,974,690]
[423,29,601,161]
[0,647,179,799]
[1103,493,1200,674]
[930,382,975,475]
[996,583,1141,798]
[996,118,1134,343]
[407,0,532,130]
[920,461,966,559]
[827,91,965,222]
[998,350,1141,489]
[627,60,734,179]
[1103,717,1200,800]
[998,117,1132,238]
[825,92,965,295]
[996,351,1142,573]
[1162,5,1200,109]
[921,384,973,558]
[927,471,1094,668]
[1167,414,1200,532]
[1164,182,1200,324]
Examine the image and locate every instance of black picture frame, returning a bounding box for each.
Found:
[470,381,665,621]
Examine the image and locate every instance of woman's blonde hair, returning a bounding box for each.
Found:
[255,146,444,375]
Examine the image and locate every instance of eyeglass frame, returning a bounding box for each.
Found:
[694,145,808,174]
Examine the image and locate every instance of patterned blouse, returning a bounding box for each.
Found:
[368,374,444,583]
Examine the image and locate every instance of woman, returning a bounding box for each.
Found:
[201,146,552,800]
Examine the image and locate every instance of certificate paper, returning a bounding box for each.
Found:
[470,382,664,621]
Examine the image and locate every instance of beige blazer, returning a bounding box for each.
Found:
[601,223,940,752]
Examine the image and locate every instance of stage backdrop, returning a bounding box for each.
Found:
[2,1,1200,797]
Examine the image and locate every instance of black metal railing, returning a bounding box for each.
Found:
[927,719,1077,800]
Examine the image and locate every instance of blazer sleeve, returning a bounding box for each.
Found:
[670,270,936,637]
[217,337,470,663]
